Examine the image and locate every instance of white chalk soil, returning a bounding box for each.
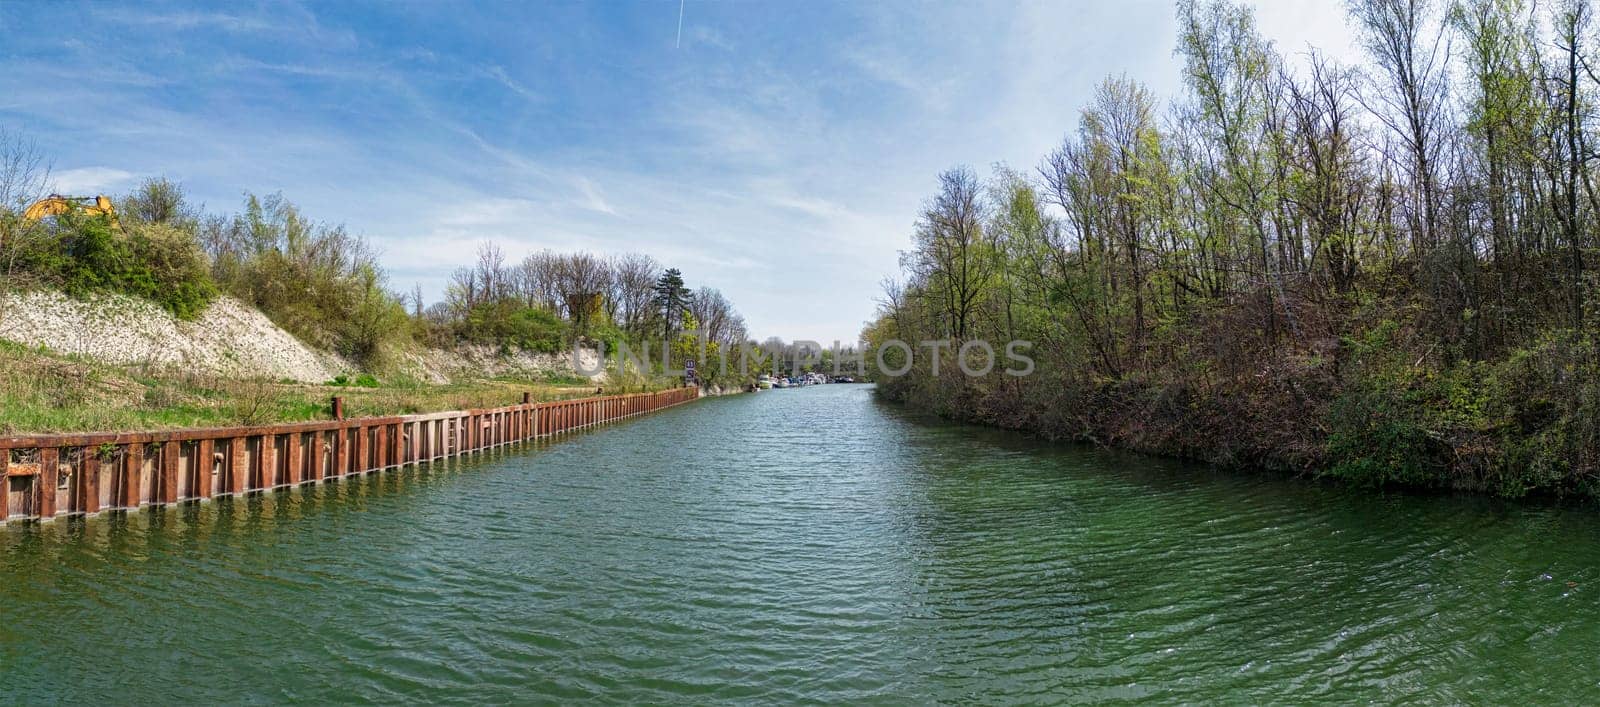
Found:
[0,289,603,385]
[402,343,605,385]
[0,290,352,383]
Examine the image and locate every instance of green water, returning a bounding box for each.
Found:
[3,384,1600,702]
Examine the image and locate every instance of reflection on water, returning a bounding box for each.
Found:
[4,385,1600,702]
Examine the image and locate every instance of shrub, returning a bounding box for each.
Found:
[14,214,217,319]
[206,193,408,367]
[325,374,379,387]
[1324,375,1446,487]
[457,300,565,353]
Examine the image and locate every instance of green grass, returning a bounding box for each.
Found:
[0,340,672,435]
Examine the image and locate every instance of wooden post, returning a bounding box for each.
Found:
[309,433,324,482]
[160,440,180,504]
[82,450,100,514]
[228,437,247,495]
[259,434,277,490]
[286,433,303,485]
[375,425,388,470]
[37,447,58,519]
[332,396,345,420]
[350,426,363,473]
[196,439,214,499]
[122,443,143,508]
[334,429,349,478]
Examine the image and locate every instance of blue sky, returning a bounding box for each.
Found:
[0,1,1355,344]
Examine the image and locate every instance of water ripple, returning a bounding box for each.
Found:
[6,385,1600,702]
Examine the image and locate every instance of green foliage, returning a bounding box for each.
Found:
[326,373,381,388]
[652,267,693,337]
[3,169,745,397]
[207,193,408,367]
[14,213,216,319]
[1324,368,1447,487]
[458,300,565,353]
[862,0,1600,498]
[122,177,198,229]
[586,320,627,351]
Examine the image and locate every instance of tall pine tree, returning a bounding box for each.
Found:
[652,267,694,339]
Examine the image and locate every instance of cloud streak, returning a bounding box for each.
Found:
[51,167,136,194]
[0,0,1361,344]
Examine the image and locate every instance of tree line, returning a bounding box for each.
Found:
[418,241,748,360]
[868,0,1600,496]
[0,141,749,379]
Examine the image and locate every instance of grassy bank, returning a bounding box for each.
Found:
[872,291,1600,499]
[0,340,664,434]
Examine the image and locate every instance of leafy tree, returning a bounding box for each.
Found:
[652,267,693,339]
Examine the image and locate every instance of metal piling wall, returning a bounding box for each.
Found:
[0,386,699,523]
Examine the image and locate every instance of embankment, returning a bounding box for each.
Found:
[0,288,606,385]
[0,290,350,383]
[875,346,1600,500]
[0,386,699,524]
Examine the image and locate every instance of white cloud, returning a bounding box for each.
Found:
[0,0,1374,345]
[574,177,617,216]
[97,10,277,33]
[686,26,734,51]
[50,167,136,194]
[844,47,958,111]
[483,65,542,103]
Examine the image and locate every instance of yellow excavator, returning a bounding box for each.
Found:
[21,194,120,229]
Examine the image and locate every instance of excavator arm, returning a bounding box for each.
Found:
[21,194,118,227]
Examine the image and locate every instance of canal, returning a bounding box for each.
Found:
[3,384,1600,701]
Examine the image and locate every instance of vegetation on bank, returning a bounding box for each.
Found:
[0,132,760,425]
[867,0,1600,498]
[0,339,676,434]
[1,173,748,373]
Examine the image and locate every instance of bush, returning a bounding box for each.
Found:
[457,300,565,353]
[1320,319,1477,488]
[1324,374,1446,487]
[15,214,217,319]
[326,373,380,388]
[207,193,408,367]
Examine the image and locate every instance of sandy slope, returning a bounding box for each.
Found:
[0,289,605,385]
[0,290,351,383]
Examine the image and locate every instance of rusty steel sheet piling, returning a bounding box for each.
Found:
[0,386,699,524]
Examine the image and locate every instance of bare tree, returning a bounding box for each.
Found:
[1283,53,1372,292]
[555,251,610,333]
[473,242,510,303]
[689,286,742,349]
[901,166,995,341]
[0,129,52,324]
[610,252,660,335]
[516,249,563,311]
[1350,0,1452,250]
